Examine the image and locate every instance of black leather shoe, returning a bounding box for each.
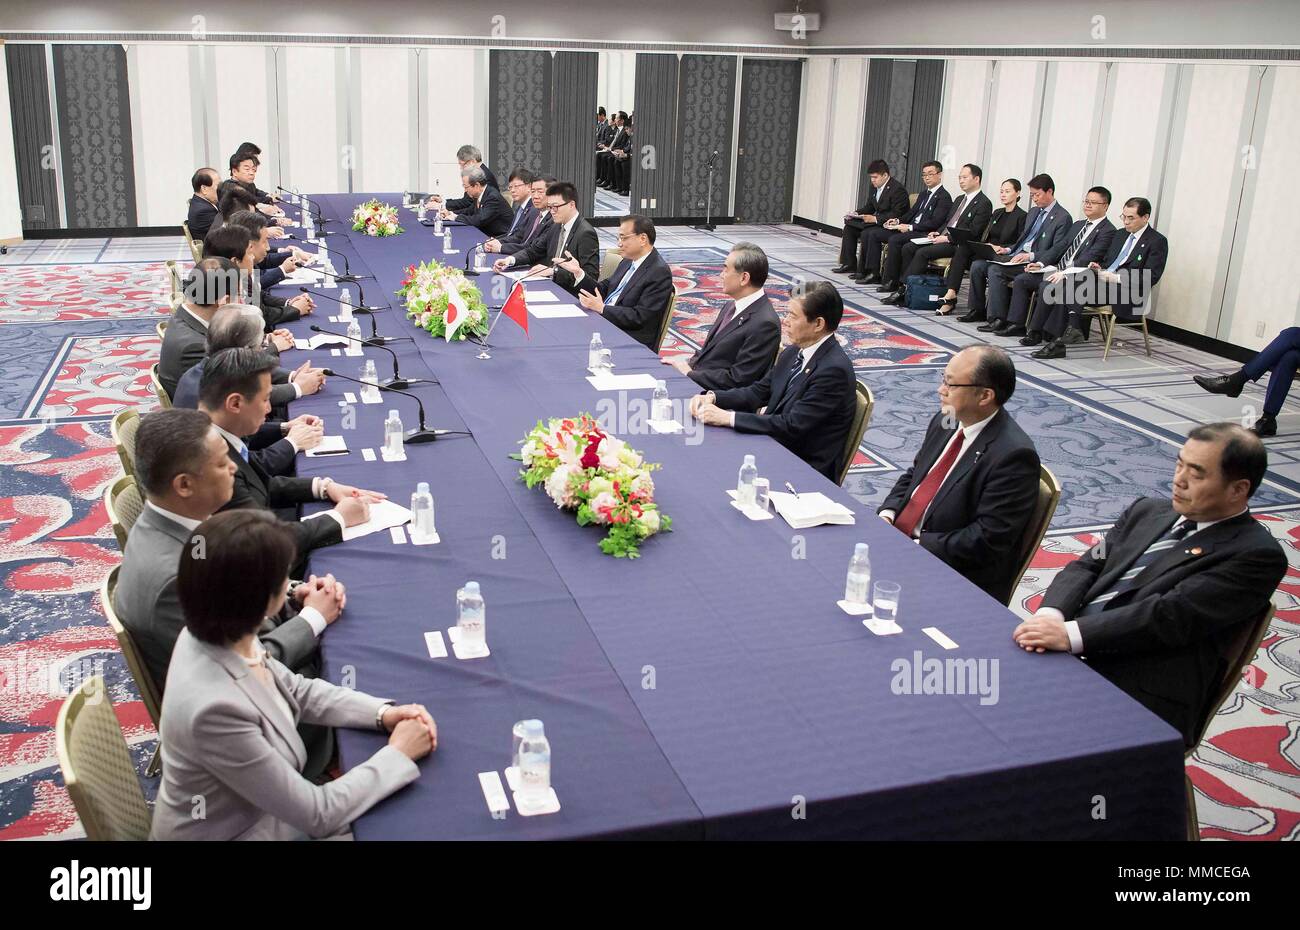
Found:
[832,264,854,274]
[1003,324,1027,338]
[880,291,905,306]
[977,319,1004,333]
[1251,414,1278,437]
[848,273,868,283]
[1193,372,1246,398]
[875,280,898,292]
[957,310,985,324]
[860,272,881,285]
[1032,340,1066,359]
[1060,326,1087,346]
[1020,331,1044,347]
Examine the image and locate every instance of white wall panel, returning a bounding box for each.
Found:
[354,47,412,192]
[792,56,832,221]
[126,44,199,227]
[983,60,1041,201]
[422,48,481,195]
[1096,62,1170,227]
[1221,67,1300,348]
[211,45,276,190]
[1037,60,1103,207]
[936,58,989,199]
[0,45,23,242]
[822,57,867,227]
[283,46,343,194]
[597,51,637,116]
[1155,65,1251,335]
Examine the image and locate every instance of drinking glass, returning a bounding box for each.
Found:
[872,581,901,625]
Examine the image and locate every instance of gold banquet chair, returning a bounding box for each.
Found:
[1185,602,1275,841]
[165,259,183,310]
[182,221,202,264]
[102,566,164,777]
[155,319,169,340]
[654,292,678,353]
[110,408,141,478]
[55,674,153,841]
[1081,305,1152,360]
[1008,465,1062,601]
[105,475,144,552]
[600,248,623,282]
[836,382,875,487]
[149,363,172,409]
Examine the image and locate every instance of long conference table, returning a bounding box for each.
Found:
[277,192,1186,839]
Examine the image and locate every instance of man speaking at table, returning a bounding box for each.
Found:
[1013,423,1285,748]
[878,345,1040,604]
[493,181,599,297]
[691,281,857,482]
[568,215,674,350]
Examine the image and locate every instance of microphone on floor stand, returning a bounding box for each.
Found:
[321,369,463,444]
[300,287,399,345]
[311,326,424,389]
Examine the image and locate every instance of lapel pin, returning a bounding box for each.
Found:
[1187,547,1203,555]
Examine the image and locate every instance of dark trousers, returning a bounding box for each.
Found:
[982,262,1020,320]
[613,154,630,192]
[898,242,956,285]
[1244,327,1300,416]
[1006,271,1045,325]
[943,243,980,291]
[838,218,870,266]
[880,231,918,284]
[597,151,613,184]
[860,225,896,275]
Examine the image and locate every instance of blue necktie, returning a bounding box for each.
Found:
[1075,519,1197,616]
[238,444,249,463]
[783,350,806,393]
[1019,209,1048,252]
[507,204,527,236]
[1107,234,1138,273]
[605,263,634,305]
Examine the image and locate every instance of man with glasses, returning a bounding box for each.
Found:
[985,186,1115,340]
[569,214,674,349]
[856,161,952,287]
[485,175,554,256]
[493,181,598,296]
[879,345,1041,605]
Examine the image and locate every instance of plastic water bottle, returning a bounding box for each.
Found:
[588,333,603,370]
[384,409,405,460]
[652,380,671,422]
[737,454,758,506]
[517,720,551,810]
[402,190,411,208]
[339,287,353,322]
[417,201,427,222]
[845,543,872,605]
[303,211,315,237]
[457,581,486,653]
[434,213,443,236]
[410,482,435,542]
[345,317,364,356]
[360,359,381,403]
[442,228,452,251]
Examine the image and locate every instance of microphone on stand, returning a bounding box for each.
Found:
[300,269,380,307]
[464,242,486,277]
[310,326,423,388]
[321,369,462,444]
[277,186,334,223]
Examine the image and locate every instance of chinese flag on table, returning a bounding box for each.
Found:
[501,280,529,337]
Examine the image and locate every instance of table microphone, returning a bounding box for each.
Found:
[277,186,335,223]
[309,326,419,387]
[300,285,388,314]
[302,269,380,307]
[304,290,399,345]
[321,370,462,444]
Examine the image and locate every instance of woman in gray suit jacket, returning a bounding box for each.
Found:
[151,510,436,840]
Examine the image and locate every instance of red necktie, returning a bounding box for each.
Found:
[894,430,965,537]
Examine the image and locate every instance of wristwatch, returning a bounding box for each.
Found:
[376,702,394,731]
[318,476,333,500]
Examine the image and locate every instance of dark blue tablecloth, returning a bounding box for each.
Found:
[275,193,1187,839]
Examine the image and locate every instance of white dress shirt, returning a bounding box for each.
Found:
[1041,218,1098,274]
[1046,507,1250,653]
[717,288,765,330]
[879,410,997,535]
[731,333,834,427]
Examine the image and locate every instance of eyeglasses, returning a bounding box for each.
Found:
[616,232,644,242]
[546,200,571,212]
[940,374,989,390]
[1083,198,1108,207]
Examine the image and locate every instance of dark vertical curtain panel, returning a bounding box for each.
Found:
[52,44,137,228]
[629,53,679,219]
[7,44,61,229]
[906,59,946,191]
[734,58,802,224]
[489,50,553,188]
[675,55,736,218]
[551,51,598,218]
[859,58,947,199]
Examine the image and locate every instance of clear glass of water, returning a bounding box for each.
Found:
[752,478,770,512]
[873,581,901,625]
[597,348,614,371]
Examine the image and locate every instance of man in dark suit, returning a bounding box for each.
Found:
[227,150,283,217]
[833,159,910,277]
[878,163,994,305]
[199,348,382,567]
[1034,196,1170,359]
[442,167,513,237]
[486,174,552,258]
[990,186,1117,340]
[595,107,612,144]
[186,168,221,241]
[486,168,537,243]
[964,174,1072,324]
[858,161,953,287]
[203,224,314,330]
[572,215,675,350]
[664,242,781,391]
[598,113,629,189]
[879,345,1041,604]
[159,257,237,396]
[424,144,499,212]
[1014,423,1285,748]
[611,116,633,195]
[494,181,599,297]
[692,282,857,482]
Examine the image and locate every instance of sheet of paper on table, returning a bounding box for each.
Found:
[295,333,350,350]
[766,490,856,529]
[302,499,413,541]
[524,289,561,303]
[585,371,660,391]
[304,435,348,457]
[528,304,586,319]
[284,268,324,284]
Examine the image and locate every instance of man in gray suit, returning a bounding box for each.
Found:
[151,510,433,840]
[114,408,343,693]
[158,257,237,397]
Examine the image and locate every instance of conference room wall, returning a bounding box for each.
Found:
[124,44,200,227]
[791,56,868,229]
[418,48,484,196]
[597,51,636,117]
[935,58,989,194]
[350,47,413,195]
[0,45,22,242]
[1033,61,1107,217]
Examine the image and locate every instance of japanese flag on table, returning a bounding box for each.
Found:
[444,277,469,341]
[501,280,529,337]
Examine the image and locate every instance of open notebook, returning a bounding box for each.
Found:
[726,489,856,528]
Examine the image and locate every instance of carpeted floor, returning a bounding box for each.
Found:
[1,226,1296,840]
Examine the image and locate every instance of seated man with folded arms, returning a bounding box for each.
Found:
[485,175,553,257]
[1014,423,1286,748]
[151,509,434,840]
[663,241,781,391]
[226,148,283,215]
[691,281,857,482]
[199,348,382,567]
[569,214,675,350]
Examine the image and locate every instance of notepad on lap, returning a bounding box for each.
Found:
[767,490,856,528]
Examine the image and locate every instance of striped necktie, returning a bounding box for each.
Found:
[1075,519,1197,616]
[1060,222,1091,267]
